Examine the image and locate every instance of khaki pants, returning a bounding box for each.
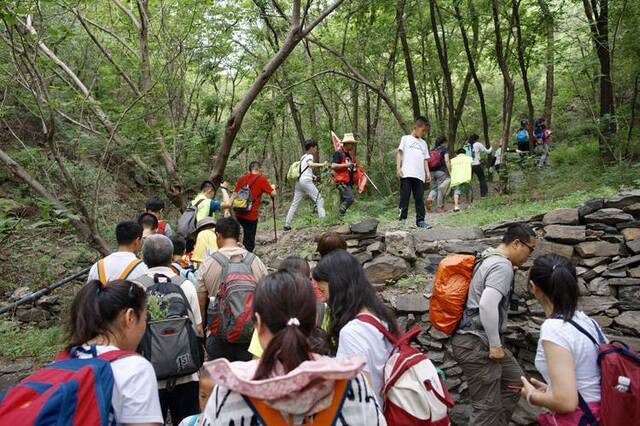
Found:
[451,333,524,426]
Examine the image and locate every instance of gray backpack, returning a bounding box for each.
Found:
[177,198,205,238]
[136,274,204,381]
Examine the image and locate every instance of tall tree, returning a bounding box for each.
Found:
[396,0,421,119]
[513,0,535,151]
[538,0,555,125]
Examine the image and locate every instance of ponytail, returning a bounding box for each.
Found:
[252,272,316,380]
[529,254,578,320]
[65,280,146,351]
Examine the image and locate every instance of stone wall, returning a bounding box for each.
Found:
[326,190,640,425]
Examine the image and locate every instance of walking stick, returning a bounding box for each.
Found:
[272,196,278,243]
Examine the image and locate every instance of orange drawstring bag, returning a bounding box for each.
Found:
[429,254,476,334]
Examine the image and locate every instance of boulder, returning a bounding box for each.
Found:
[415,240,442,254]
[585,208,635,225]
[593,315,614,328]
[624,203,640,216]
[423,254,444,273]
[605,190,640,210]
[579,256,608,268]
[602,269,628,278]
[442,242,490,255]
[10,287,31,302]
[583,264,607,281]
[575,241,622,258]
[618,286,640,310]
[617,220,640,230]
[354,251,373,265]
[588,277,611,296]
[627,239,640,254]
[542,208,579,225]
[385,230,417,261]
[363,255,409,284]
[334,224,351,234]
[579,198,605,220]
[346,239,359,248]
[607,278,640,286]
[394,293,428,313]
[533,240,574,258]
[366,241,385,254]
[415,226,484,242]
[630,266,640,278]
[607,254,640,271]
[513,270,530,299]
[622,228,640,241]
[577,296,618,315]
[614,311,640,336]
[587,223,618,233]
[350,218,379,234]
[543,225,586,244]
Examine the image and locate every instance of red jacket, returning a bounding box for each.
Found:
[332,150,357,185]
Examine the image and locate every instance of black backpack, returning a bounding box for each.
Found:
[136,274,204,381]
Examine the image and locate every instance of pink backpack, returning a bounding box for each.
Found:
[356,314,453,425]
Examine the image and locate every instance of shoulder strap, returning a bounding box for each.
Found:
[355,313,397,345]
[98,349,139,362]
[193,198,205,208]
[119,259,143,280]
[567,319,605,346]
[241,252,256,267]
[97,259,107,285]
[245,379,348,425]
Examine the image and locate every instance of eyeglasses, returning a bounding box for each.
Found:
[519,239,535,254]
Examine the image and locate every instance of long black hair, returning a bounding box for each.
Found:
[312,250,398,349]
[65,280,147,351]
[529,254,578,320]
[253,271,316,380]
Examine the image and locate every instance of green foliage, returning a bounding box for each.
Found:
[0,320,62,363]
[395,274,430,289]
[146,293,171,321]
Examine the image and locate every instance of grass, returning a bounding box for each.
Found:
[0,320,63,364]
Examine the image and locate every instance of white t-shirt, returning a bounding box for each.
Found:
[299,153,315,182]
[336,314,393,406]
[534,311,603,403]
[76,345,163,425]
[398,135,429,182]
[141,266,202,389]
[87,251,148,283]
[494,147,503,166]
[472,142,492,166]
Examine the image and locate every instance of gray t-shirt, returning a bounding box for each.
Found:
[457,249,514,345]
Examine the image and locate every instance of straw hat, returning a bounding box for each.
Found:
[342,133,358,144]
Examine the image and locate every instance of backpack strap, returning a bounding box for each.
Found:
[245,379,348,425]
[98,349,139,362]
[97,259,107,285]
[150,273,194,317]
[355,313,398,345]
[241,252,256,267]
[567,319,605,347]
[119,259,143,280]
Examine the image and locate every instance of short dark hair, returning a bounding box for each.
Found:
[170,235,186,256]
[278,256,311,277]
[249,161,261,172]
[138,212,158,230]
[468,133,480,143]
[145,196,165,213]
[529,254,577,319]
[200,180,214,191]
[456,148,466,155]
[415,116,430,127]
[520,118,528,127]
[503,223,536,245]
[115,221,143,246]
[435,135,447,147]
[215,217,241,240]
[304,139,318,151]
[316,232,347,257]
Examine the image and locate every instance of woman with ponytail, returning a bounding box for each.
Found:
[520,254,605,425]
[201,271,386,425]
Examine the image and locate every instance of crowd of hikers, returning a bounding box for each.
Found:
[2,115,638,426]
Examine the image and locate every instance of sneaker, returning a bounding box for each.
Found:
[283,226,292,231]
[425,199,433,212]
[453,206,461,212]
[416,221,432,229]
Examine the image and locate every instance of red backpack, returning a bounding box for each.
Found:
[568,319,640,426]
[427,148,444,172]
[356,314,453,425]
[0,345,137,425]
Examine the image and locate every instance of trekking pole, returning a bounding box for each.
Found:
[272,197,278,243]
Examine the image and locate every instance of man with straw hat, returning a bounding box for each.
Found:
[331,132,359,216]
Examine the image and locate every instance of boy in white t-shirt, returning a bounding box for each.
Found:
[396,116,432,229]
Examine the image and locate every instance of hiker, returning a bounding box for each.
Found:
[191,217,217,267]
[200,271,385,425]
[87,221,148,284]
[145,196,174,237]
[316,231,347,257]
[170,235,197,283]
[535,117,553,168]
[515,119,531,156]
[331,132,360,216]
[469,133,492,198]
[451,223,537,426]
[134,234,203,424]
[192,180,232,224]
[450,148,473,212]
[196,217,268,361]
[521,254,605,425]
[177,371,214,426]
[426,135,452,213]
[139,212,159,239]
[493,143,503,174]
[232,161,277,253]
[396,116,432,228]
[313,249,398,406]
[284,139,328,230]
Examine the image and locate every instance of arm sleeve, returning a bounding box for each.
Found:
[479,287,504,348]
[182,281,202,326]
[195,262,208,293]
[397,137,404,151]
[111,358,163,424]
[251,257,269,282]
[87,263,98,283]
[540,320,572,351]
[210,200,221,212]
[233,178,242,192]
[260,176,273,193]
[336,326,369,369]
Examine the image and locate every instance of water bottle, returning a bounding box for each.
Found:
[615,376,631,393]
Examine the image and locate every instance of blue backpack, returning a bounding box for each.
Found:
[516,128,529,144]
[0,345,137,425]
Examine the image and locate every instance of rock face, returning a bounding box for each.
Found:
[543,225,586,244]
[542,208,580,225]
[579,198,605,220]
[622,228,640,241]
[414,227,484,242]
[395,293,428,313]
[585,208,635,225]
[363,255,409,283]
[614,311,640,336]
[628,240,640,254]
[534,240,574,258]
[575,241,622,258]
[605,190,640,209]
[350,218,379,234]
[577,296,618,315]
[385,230,417,261]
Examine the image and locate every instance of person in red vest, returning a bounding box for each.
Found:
[331,133,359,216]
[145,196,173,237]
[232,161,276,252]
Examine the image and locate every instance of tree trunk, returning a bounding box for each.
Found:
[513,0,535,151]
[396,0,421,119]
[287,92,306,150]
[352,82,359,135]
[538,0,554,126]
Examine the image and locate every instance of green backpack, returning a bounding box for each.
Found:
[286,160,302,181]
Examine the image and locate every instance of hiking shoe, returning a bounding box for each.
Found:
[283,226,292,231]
[453,206,461,212]
[425,199,433,212]
[417,221,432,229]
